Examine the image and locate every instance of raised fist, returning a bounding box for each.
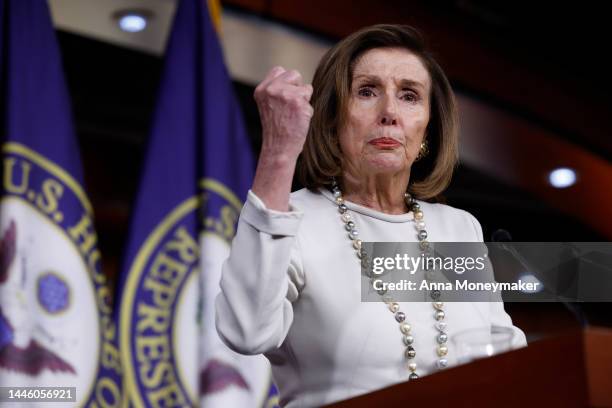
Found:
[253,66,314,161]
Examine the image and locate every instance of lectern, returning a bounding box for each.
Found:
[326,327,612,407]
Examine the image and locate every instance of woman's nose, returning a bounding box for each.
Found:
[379,95,398,125]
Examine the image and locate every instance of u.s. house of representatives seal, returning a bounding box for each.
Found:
[0,142,122,407]
[120,179,274,408]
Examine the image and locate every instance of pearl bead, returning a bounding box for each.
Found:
[418,230,428,240]
[408,362,417,372]
[435,322,447,332]
[377,288,387,296]
[400,322,411,334]
[437,345,448,356]
[353,239,362,250]
[403,335,414,345]
[335,196,344,204]
[434,310,445,321]
[332,189,341,197]
[341,213,352,223]
[405,347,416,359]
[433,302,444,310]
[409,373,419,380]
[395,312,405,323]
[416,220,426,230]
[414,210,424,220]
[437,333,448,344]
[411,202,420,211]
[338,204,348,213]
[389,303,400,313]
[361,257,370,268]
[348,230,359,239]
[419,240,430,250]
[345,221,355,231]
[436,358,448,369]
[430,289,441,300]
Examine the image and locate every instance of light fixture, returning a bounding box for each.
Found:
[548,167,577,189]
[114,10,152,33]
[518,273,543,294]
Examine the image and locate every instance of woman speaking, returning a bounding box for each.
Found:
[215,24,526,407]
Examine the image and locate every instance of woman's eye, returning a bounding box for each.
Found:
[358,87,375,97]
[402,91,418,102]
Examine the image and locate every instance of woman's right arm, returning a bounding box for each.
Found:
[215,190,304,355]
[215,66,313,355]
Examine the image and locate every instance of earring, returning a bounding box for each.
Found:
[415,139,429,162]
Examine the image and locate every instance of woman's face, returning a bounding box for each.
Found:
[339,47,431,178]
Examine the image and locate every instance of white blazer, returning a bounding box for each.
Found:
[216,188,527,407]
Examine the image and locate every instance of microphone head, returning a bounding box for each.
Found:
[491,229,513,242]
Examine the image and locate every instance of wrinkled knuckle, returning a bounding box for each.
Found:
[266,85,280,98]
[270,65,285,75]
[279,89,293,102]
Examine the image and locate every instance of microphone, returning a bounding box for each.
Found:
[491,229,512,243]
[490,229,587,327]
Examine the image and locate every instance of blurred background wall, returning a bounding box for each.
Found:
[47,0,612,341]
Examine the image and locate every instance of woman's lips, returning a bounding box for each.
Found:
[368,137,401,149]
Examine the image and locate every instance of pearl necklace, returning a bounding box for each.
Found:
[330,180,449,379]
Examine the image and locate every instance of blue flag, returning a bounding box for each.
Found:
[118,0,279,406]
[0,0,122,405]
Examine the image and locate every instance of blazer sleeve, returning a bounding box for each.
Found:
[215,190,305,355]
[467,212,528,349]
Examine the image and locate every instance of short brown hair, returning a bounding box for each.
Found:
[297,24,459,200]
